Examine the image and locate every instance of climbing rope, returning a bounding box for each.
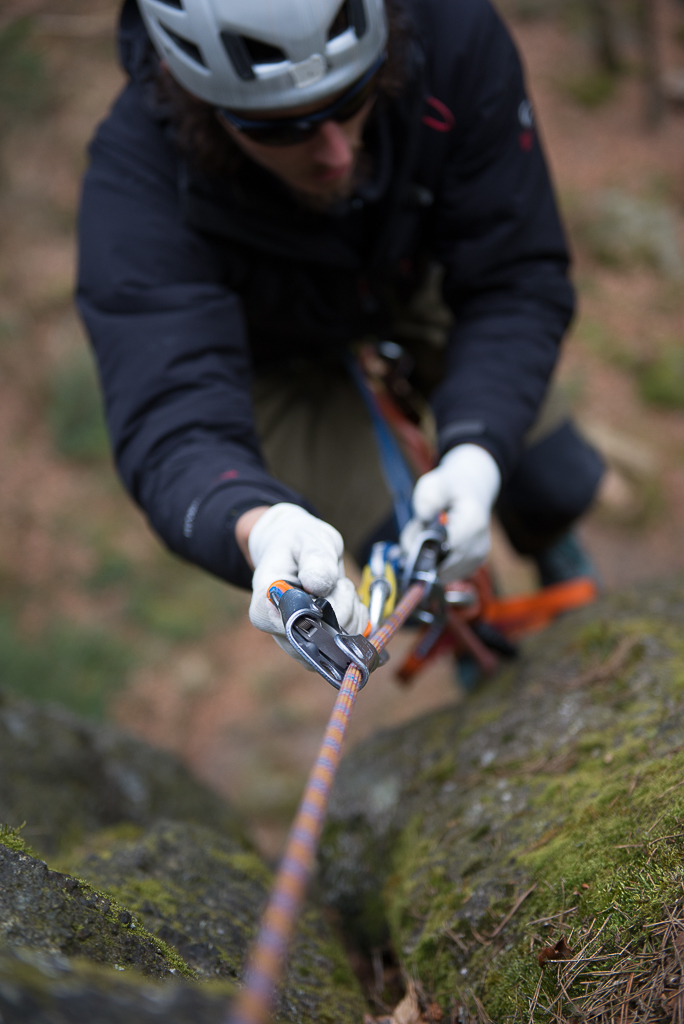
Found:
[226,580,428,1024]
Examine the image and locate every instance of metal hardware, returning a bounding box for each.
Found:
[400,516,449,597]
[268,580,383,690]
[444,581,479,608]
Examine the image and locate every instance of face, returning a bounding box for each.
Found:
[219,95,375,206]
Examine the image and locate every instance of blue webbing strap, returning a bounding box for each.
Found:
[346,356,415,532]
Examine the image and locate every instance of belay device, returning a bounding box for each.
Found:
[267,579,386,689]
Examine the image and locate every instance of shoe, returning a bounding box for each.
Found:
[456,654,480,693]
[534,532,600,589]
[455,622,518,693]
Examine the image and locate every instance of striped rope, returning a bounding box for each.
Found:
[227,581,428,1024]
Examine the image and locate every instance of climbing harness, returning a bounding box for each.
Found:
[226,578,429,1024]
[352,344,599,684]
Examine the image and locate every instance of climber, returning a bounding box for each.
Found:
[77,0,604,666]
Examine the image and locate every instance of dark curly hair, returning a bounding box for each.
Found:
[156,1,412,176]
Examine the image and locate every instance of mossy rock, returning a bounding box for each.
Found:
[0,947,233,1023]
[319,577,684,1020]
[62,819,367,1023]
[0,819,367,1022]
[0,841,192,979]
[0,689,246,856]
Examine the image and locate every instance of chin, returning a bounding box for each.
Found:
[295,175,354,210]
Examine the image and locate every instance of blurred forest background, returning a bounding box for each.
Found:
[1,0,684,857]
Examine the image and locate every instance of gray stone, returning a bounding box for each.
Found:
[0,947,230,1024]
[0,843,192,979]
[0,689,246,856]
[319,577,684,1020]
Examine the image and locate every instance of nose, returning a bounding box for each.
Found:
[311,120,354,173]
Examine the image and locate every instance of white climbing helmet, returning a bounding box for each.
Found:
[138,0,388,112]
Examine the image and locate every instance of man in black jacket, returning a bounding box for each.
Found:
[78,0,603,663]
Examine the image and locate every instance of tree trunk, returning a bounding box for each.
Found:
[589,0,621,73]
[638,0,665,126]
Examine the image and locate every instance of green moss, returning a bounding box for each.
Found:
[51,826,145,874]
[481,754,684,1021]
[80,891,197,979]
[346,601,684,1018]
[0,843,196,980]
[418,754,456,786]
[458,704,507,739]
[574,618,624,656]
[385,818,470,999]
[0,822,35,857]
[217,850,273,887]
[99,875,187,927]
[62,820,367,1020]
[295,909,363,1002]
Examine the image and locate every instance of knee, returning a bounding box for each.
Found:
[500,420,605,526]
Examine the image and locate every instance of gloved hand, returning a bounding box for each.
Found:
[248,503,369,667]
[400,444,501,583]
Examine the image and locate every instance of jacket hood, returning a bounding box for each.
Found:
[118,0,159,88]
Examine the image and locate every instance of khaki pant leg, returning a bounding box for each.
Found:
[252,366,395,559]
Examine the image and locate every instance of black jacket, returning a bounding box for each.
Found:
[77,0,574,589]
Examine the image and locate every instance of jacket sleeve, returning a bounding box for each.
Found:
[426,0,575,479]
[77,84,310,589]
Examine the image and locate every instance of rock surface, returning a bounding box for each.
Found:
[0,948,231,1024]
[6,576,684,1022]
[0,689,246,857]
[0,842,191,979]
[319,577,684,1020]
[63,819,367,1022]
[0,692,368,1023]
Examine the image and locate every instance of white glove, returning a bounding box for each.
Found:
[248,503,369,668]
[401,444,501,583]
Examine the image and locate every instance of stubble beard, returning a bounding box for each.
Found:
[290,144,368,212]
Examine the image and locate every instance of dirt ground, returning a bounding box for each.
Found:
[1,0,684,859]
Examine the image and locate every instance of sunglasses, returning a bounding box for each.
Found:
[217,54,384,147]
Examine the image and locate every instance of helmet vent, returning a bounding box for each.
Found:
[154,0,183,8]
[242,36,287,66]
[328,2,349,40]
[221,33,286,81]
[328,0,367,41]
[221,34,254,80]
[159,23,206,67]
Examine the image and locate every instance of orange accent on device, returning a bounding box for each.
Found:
[267,579,296,607]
